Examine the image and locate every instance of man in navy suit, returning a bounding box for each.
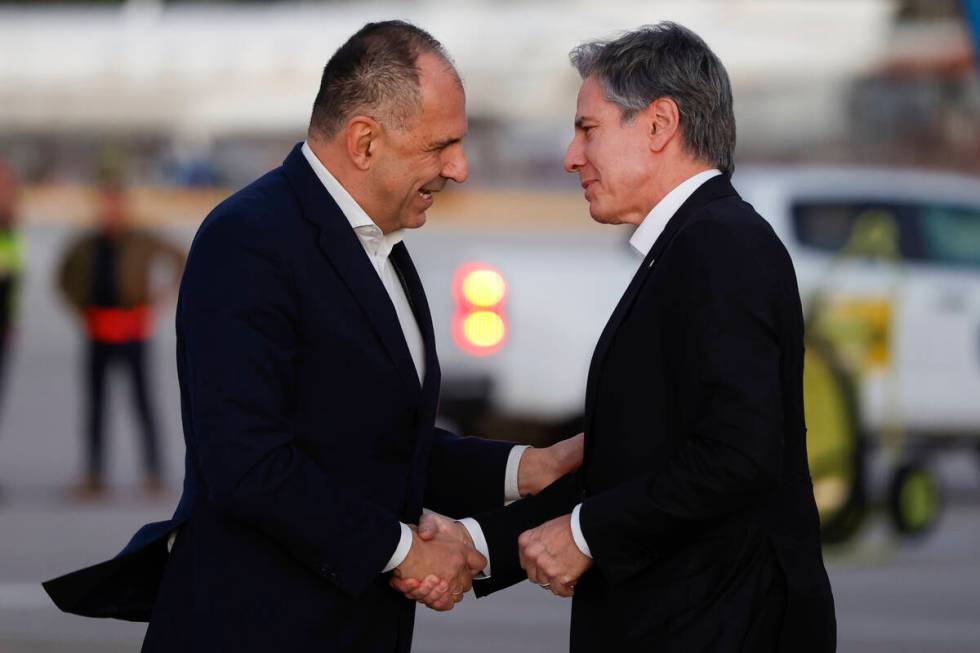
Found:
[43,21,582,652]
[396,22,835,652]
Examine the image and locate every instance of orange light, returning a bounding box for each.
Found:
[462,311,506,348]
[462,268,507,308]
[452,262,508,356]
[453,263,507,308]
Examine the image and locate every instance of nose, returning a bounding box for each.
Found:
[442,144,469,184]
[564,134,585,174]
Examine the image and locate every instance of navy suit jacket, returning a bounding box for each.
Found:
[44,144,514,652]
[472,176,836,652]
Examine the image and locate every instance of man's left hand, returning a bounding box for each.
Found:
[519,514,591,598]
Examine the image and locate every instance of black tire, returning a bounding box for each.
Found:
[887,461,942,538]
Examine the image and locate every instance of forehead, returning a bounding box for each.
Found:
[576,76,617,120]
[416,53,467,138]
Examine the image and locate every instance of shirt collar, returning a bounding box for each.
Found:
[628,168,722,257]
[301,141,404,258]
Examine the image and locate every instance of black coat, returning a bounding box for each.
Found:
[474,175,836,652]
[43,144,515,652]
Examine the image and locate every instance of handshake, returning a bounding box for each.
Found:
[390,433,590,611]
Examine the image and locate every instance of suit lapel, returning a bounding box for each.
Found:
[584,175,739,442]
[390,241,441,405]
[390,241,443,520]
[280,143,421,397]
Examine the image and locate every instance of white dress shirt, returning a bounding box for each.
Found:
[301,143,527,574]
[458,168,722,568]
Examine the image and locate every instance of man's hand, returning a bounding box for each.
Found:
[518,432,584,497]
[391,521,483,611]
[519,514,592,598]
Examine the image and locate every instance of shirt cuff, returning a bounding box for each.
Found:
[504,445,531,505]
[382,522,414,573]
[570,503,593,559]
[458,517,491,578]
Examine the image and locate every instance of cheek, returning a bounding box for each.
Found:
[607,143,648,188]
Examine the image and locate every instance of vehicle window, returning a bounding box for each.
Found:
[792,201,914,260]
[918,205,980,269]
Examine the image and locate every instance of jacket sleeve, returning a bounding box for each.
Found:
[422,428,516,518]
[181,210,401,597]
[580,219,786,585]
[56,237,87,314]
[149,230,187,294]
[472,472,584,596]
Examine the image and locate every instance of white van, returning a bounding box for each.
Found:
[407,165,980,541]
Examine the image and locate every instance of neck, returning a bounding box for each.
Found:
[306,134,355,193]
[631,157,715,225]
[306,134,396,234]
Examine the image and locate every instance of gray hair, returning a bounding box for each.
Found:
[310,20,456,138]
[570,22,736,174]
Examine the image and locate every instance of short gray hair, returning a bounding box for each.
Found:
[310,20,456,138]
[570,22,736,174]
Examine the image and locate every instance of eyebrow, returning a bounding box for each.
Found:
[574,117,596,129]
[427,136,463,151]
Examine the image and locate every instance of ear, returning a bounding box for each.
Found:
[647,98,680,154]
[345,116,382,171]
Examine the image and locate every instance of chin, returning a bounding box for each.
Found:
[404,212,427,230]
[588,203,619,225]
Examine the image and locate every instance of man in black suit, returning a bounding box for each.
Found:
[395,22,836,652]
[42,21,583,652]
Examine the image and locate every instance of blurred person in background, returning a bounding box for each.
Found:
[56,171,185,499]
[0,161,24,424]
[43,20,583,653]
[396,22,836,652]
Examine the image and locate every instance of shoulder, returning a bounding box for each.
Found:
[677,193,792,271]
[662,197,798,308]
[192,168,300,258]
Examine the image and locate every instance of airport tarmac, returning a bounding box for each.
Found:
[1,224,978,652]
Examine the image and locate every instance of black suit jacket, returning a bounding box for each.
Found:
[43,144,515,652]
[474,175,836,652]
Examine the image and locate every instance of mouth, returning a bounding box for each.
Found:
[581,179,597,198]
[417,186,441,208]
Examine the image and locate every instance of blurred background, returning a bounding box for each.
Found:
[0,0,979,650]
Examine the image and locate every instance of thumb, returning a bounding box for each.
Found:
[418,518,439,540]
[466,548,487,574]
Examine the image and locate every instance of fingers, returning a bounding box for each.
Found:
[389,576,419,594]
[417,580,453,609]
[391,574,449,603]
[455,571,474,595]
[550,580,575,598]
[548,572,577,598]
[429,593,456,611]
[518,529,542,584]
[397,530,484,612]
[520,528,569,593]
[415,576,447,602]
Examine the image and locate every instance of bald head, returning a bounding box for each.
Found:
[309,20,460,140]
